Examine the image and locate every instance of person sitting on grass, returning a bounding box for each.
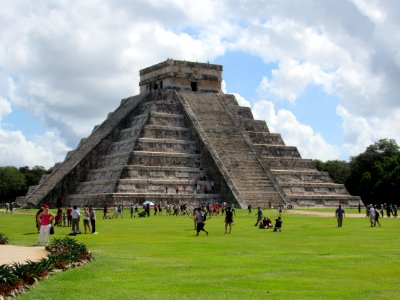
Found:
[273,216,282,232]
[259,217,273,229]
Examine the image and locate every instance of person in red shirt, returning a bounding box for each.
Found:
[35,205,54,247]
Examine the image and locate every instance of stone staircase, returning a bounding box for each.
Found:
[23,87,361,208]
[22,59,360,209]
[24,93,147,207]
[178,91,285,208]
[64,89,219,207]
[219,93,361,207]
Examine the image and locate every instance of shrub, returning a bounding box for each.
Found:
[0,237,93,297]
[0,233,8,245]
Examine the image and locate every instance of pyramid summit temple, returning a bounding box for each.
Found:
[21,59,360,209]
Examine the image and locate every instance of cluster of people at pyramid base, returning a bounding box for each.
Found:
[253,206,283,232]
[34,204,97,246]
[365,203,398,227]
[335,203,398,228]
[31,200,285,243]
[100,202,235,218]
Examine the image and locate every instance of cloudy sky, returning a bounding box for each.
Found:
[1,0,399,168]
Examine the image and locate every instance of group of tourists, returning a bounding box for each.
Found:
[35,200,400,243]
[4,202,14,214]
[254,207,283,231]
[34,204,96,246]
[335,202,399,228]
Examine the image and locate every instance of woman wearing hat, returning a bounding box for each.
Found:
[35,205,54,246]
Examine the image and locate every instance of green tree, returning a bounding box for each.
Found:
[346,139,400,205]
[0,166,26,202]
[314,159,350,184]
[19,165,48,187]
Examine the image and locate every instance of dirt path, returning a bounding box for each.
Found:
[286,209,365,218]
[0,245,48,265]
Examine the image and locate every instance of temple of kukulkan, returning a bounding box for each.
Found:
[22,59,360,209]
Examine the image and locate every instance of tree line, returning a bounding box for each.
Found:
[1,139,399,206]
[314,139,400,206]
[0,166,50,203]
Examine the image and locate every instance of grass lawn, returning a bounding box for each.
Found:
[1,208,399,299]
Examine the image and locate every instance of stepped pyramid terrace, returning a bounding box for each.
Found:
[21,59,361,209]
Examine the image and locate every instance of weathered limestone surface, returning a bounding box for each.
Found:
[177,91,285,208]
[24,93,147,207]
[23,59,360,208]
[220,93,360,207]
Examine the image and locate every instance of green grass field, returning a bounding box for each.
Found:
[1,208,399,299]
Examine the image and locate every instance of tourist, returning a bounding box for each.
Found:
[35,205,54,246]
[248,204,252,214]
[130,204,134,218]
[83,207,91,234]
[224,207,233,234]
[254,207,263,227]
[9,202,13,214]
[374,207,381,227]
[5,202,9,214]
[259,217,273,229]
[112,205,118,218]
[335,205,345,227]
[62,209,67,226]
[154,204,158,215]
[117,203,123,218]
[67,205,73,226]
[54,207,63,226]
[273,216,283,232]
[195,208,208,236]
[71,205,80,234]
[103,205,108,219]
[369,205,376,227]
[89,206,96,233]
[278,205,283,215]
[35,207,43,232]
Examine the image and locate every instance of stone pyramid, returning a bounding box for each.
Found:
[22,59,360,208]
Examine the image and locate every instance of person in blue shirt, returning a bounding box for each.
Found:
[254,207,263,227]
[335,205,345,227]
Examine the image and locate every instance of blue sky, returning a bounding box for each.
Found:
[1,0,400,168]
